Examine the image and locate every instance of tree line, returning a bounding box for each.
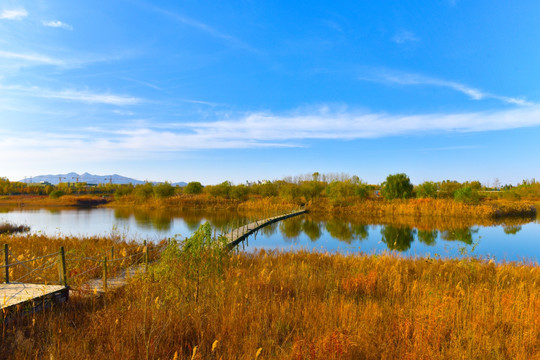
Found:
[1,173,539,203]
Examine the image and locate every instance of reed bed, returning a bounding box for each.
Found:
[308,198,537,219]
[1,244,538,359]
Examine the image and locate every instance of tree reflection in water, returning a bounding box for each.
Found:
[380,225,416,251]
[301,219,322,242]
[417,229,438,246]
[440,227,479,245]
[279,217,303,241]
[503,225,522,235]
[325,220,369,244]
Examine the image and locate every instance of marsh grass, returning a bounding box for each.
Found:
[1,232,538,359]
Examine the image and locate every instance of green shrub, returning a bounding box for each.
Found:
[416,181,438,198]
[184,181,203,195]
[49,190,64,199]
[454,186,480,205]
[153,182,175,198]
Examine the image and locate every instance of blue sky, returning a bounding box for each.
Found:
[1,0,540,185]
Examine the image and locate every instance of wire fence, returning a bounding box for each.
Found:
[1,241,167,291]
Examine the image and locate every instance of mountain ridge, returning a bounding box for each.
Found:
[18,173,187,186]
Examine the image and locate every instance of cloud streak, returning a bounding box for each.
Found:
[3,105,540,163]
[42,20,73,30]
[364,71,532,106]
[0,8,27,20]
[0,50,65,66]
[392,30,419,44]
[147,4,255,52]
[0,84,142,106]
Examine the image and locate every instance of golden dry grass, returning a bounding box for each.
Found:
[307,198,537,219]
[1,246,538,359]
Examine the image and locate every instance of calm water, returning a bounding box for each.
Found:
[1,207,538,263]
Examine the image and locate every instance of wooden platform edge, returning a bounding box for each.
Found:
[1,286,69,323]
[227,209,307,248]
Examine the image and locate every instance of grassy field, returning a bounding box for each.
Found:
[1,228,538,359]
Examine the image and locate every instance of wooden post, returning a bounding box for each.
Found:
[143,240,148,271]
[58,246,67,287]
[103,256,108,292]
[4,244,9,284]
[111,246,114,261]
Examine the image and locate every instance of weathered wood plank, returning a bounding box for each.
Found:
[226,209,307,247]
[0,283,67,309]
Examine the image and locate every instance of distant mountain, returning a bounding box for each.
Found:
[19,172,186,186]
[172,181,188,187]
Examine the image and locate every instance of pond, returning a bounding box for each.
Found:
[0,207,538,263]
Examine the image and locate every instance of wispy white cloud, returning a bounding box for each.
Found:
[392,30,419,44]
[178,98,221,107]
[42,20,73,30]
[147,4,255,52]
[0,50,64,66]
[363,70,533,106]
[0,84,142,106]
[0,8,28,20]
[3,105,540,165]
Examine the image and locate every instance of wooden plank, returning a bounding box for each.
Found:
[0,283,67,309]
[226,209,307,247]
[81,264,146,294]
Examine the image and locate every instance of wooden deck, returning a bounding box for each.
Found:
[81,264,146,294]
[1,283,69,321]
[225,209,307,247]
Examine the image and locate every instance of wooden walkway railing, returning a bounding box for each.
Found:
[225,209,307,247]
[1,241,163,319]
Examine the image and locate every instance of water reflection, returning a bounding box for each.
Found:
[503,225,522,235]
[301,219,322,242]
[239,213,538,262]
[440,228,479,245]
[0,206,538,261]
[279,217,303,240]
[380,225,416,251]
[417,229,437,246]
[325,220,369,244]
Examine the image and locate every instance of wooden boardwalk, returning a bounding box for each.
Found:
[0,211,305,319]
[0,283,69,322]
[0,283,68,309]
[225,209,307,247]
[81,264,146,294]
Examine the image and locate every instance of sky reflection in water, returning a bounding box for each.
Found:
[0,208,538,263]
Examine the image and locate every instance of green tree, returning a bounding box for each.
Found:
[154,182,175,198]
[135,182,154,200]
[438,180,462,198]
[206,181,232,198]
[381,173,414,200]
[416,181,438,198]
[454,186,480,204]
[184,181,203,194]
[230,184,250,200]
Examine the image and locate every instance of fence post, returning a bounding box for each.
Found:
[58,246,67,287]
[103,256,107,292]
[111,247,114,261]
[4,244,9,284]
